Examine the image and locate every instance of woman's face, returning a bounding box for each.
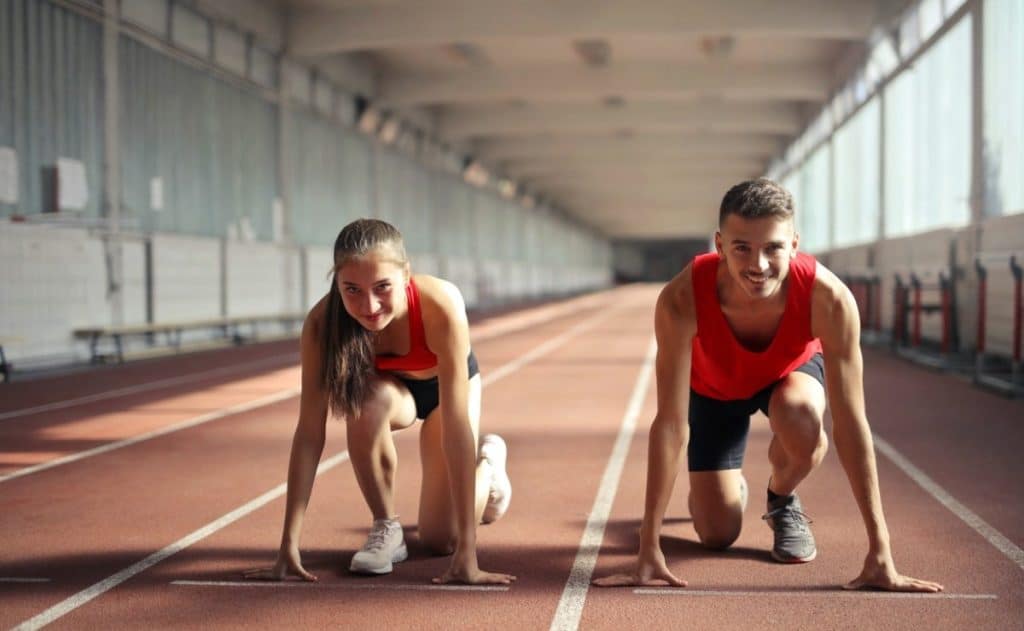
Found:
[336,248,409,332]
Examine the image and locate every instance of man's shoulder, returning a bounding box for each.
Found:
[657,263,698,330]
[810,262,858,338]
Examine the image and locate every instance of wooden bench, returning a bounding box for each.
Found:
[73,313,306,364]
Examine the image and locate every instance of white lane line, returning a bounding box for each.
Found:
[171,580,508,592]
[11,299,637,629]
[0,353,298,422]
[1,289,620,423]
[634,589,998,600]
[481,304,625,387]
[0,389,299,485]
[873,434,1024,572]
[1,293,624,486]
[549,336,657,631]
[9,450,350,631]
[0,578,51,583]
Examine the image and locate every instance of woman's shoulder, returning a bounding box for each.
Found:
[302,294,330,339]
[413,274,468,337]
[413,274,464,311]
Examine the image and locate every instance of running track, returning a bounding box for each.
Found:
[0,285,1021,630]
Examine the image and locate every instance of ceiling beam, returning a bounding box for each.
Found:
[439,101,803,139]
[476,133,783,162]
[504,157,764,179]
[378,62,829,107]
[288,0,877,57]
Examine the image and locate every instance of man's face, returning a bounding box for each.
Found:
[715,214,799,301]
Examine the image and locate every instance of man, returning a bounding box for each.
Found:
[594,179,942,592]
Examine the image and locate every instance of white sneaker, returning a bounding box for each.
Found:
[349,518,408,574]
[739,474,749,512]
[480,434,511,524]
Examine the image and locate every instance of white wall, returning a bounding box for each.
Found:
[152,234,221,322]
[304,246,333,310]
[226,240,302,316]
[0,223,108,363]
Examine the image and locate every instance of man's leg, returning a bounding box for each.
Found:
[689,469,747,549]
[766,371,827,496]
[761,367,827,563]
[687,390,752,550]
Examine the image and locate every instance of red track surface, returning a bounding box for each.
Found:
[1,285,1021,630]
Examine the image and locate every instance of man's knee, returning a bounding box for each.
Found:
[695,522,742,550]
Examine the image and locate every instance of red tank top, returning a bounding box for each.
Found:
[374,278,439,372]
[690,252,822,400]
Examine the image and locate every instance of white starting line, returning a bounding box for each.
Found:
[633,589,998,600]
[171,580,509,592]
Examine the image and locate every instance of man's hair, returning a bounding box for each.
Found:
[718,178,795,226]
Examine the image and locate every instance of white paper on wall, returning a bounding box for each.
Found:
[272,198,285,242]
[240,216,254,242]
[0,147,19,204]
[150,176,164,211]
[56,157,89,210]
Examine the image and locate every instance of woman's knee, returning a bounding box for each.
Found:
[418,526,455,556]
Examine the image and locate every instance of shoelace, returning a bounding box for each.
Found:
[363,524,393,551]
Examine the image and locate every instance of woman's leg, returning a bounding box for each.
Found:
[346,374,418,520]
[416,374,492,555]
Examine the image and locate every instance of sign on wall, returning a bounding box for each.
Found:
[0,147,18,204]
[56,157,89,211]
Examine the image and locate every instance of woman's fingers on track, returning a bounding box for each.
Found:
[241,566,318,582]
[432,570,517,585]
[592,572,687,588]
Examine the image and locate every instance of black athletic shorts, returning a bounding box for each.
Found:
[687,353,825,472]
[394,351,480,420]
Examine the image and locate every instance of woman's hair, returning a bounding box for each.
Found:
[321,218,408,419]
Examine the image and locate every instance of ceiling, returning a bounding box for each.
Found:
[269,0,906,239]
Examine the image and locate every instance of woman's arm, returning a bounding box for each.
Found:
[244,305,330,581]
[421,277,513,584]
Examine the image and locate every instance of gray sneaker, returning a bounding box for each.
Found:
[762,493,817,563]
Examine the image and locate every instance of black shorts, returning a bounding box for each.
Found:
[394,351,480,420]
[687,353,825,472]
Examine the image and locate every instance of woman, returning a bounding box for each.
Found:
[245,219,514,585]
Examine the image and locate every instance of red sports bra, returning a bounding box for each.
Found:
[374,278,439,372]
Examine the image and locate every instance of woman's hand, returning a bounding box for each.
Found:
[242,545,318,582]
[431,551,516,585]
[592,545,686,588]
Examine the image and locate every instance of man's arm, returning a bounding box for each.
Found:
[814,266,943,592]
[594,267,696,587]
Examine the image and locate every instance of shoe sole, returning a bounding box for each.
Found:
[349,542,409,575]
[770,548,817,563]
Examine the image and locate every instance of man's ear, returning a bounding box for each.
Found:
[714,231,723,255]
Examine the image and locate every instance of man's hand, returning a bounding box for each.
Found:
[844,553,943,592]
[592,546,687,588]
